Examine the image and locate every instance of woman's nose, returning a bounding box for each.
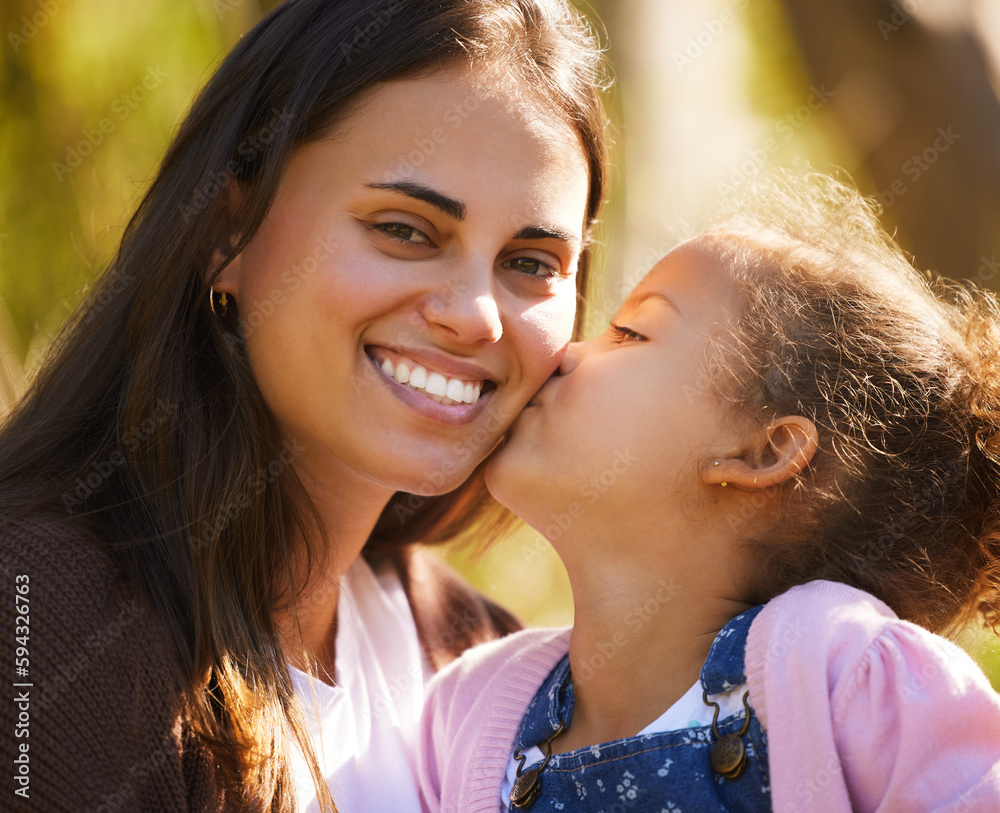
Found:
[421,273,503,345]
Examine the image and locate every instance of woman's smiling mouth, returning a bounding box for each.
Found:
[366,347,494,407]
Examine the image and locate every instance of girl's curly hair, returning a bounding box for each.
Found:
[703,170,1000,634]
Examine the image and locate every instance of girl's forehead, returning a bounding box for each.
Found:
[634,239,736,306]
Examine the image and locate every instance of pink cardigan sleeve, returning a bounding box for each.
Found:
[746,580,1000,813]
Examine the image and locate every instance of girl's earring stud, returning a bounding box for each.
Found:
[713,461,727,486]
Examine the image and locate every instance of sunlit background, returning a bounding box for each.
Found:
[3,0,1000,679]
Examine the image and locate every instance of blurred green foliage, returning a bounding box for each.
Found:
[0,0,261,399]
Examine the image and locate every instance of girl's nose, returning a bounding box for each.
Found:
[558,341,588,375]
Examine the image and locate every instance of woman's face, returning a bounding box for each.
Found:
[218,67,590,497]
[485,239,743,539]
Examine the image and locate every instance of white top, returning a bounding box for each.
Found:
[288,556,431,813]
[501,675,748,804]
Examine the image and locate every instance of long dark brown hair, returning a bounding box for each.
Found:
[0,1,610,809]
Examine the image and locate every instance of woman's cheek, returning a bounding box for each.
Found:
[521,290,578,380]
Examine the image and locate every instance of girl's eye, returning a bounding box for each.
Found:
[373,222,433,245]
[503,256,559,279]
[610,322,646,344]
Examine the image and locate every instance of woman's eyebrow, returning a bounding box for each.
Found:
[513,225,578,247]
[366,183,578,249]
[366,181,466,221]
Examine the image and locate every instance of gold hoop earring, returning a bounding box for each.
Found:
[209,285,229,317]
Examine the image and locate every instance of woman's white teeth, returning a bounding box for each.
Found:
[446,379,465,402]
[425,372,448,397]
[377,356,482,404]
[408,364,427,389]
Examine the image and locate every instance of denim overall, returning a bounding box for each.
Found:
[506,606,771,812]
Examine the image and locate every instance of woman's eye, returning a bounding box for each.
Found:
[373,222,433,245]
[609,322,646,344]
[503,256,558,279]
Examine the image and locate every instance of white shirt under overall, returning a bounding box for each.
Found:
[288,556,431,813]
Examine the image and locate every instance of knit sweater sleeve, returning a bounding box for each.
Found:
[745,580,1000,813]
[0,515,223,811]
[418,626,571,813]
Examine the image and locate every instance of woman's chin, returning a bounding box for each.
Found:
[361,453,477,498]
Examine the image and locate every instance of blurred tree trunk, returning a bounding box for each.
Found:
[777,0,1000,284]
[579,0,763,315]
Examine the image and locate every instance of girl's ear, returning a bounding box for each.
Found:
[703,415,818,491]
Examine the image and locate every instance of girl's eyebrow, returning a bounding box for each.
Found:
[366,181,466,221]
[622,290,681,315]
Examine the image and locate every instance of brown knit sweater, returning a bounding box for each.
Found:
[0,514,518,811]
[1,514,226,811]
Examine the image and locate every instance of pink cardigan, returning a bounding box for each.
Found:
[418,581,1000,813]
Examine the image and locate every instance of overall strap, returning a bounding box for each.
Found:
[700,604,766,695]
